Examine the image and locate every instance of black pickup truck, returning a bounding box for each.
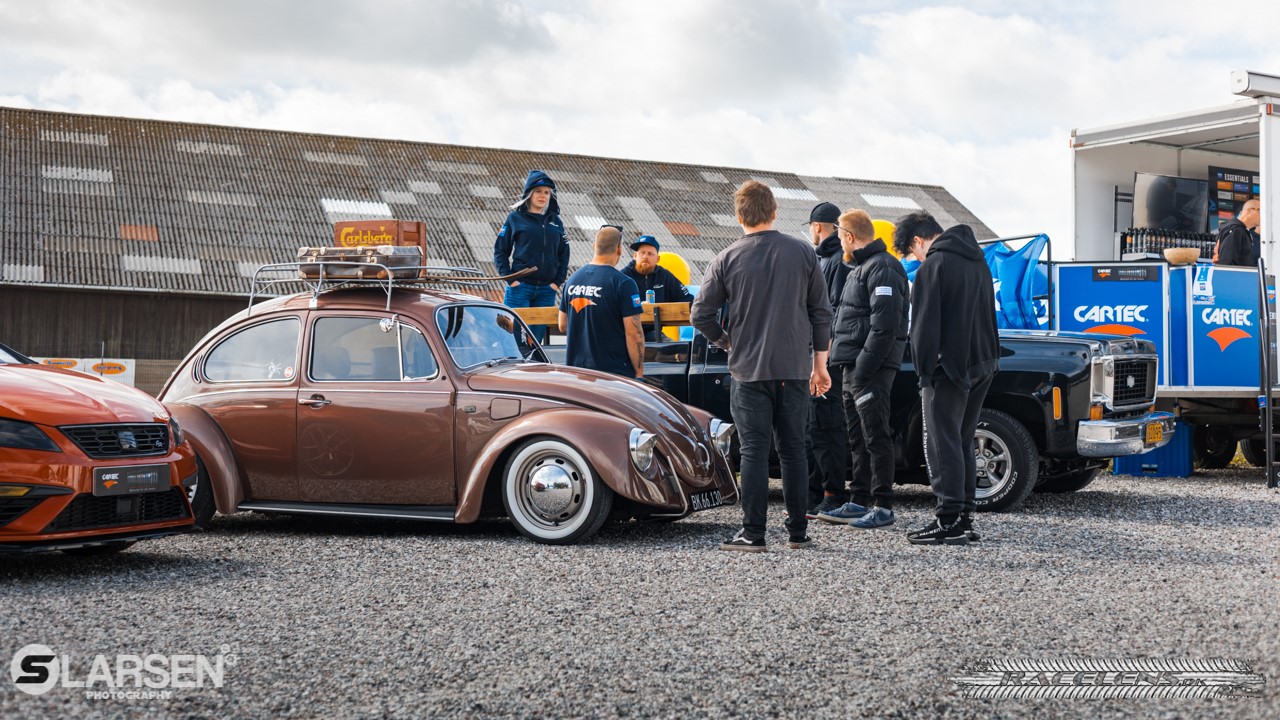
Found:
[545,328,1175,511]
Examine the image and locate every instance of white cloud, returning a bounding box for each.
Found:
[4,1,1280,258]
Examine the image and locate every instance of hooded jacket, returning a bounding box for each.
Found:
[909,224,1000,388]
[829,239,909,381]
[493,170,569,286]
[815,232,850,310]
[1214,218,1259,267]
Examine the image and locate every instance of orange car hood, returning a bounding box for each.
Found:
[0,365,165,426]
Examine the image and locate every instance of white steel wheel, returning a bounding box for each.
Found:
[502,438,612,544]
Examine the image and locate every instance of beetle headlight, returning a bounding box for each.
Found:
[629,428,658,472]
[709,418,735,456]
[0,418,61,452]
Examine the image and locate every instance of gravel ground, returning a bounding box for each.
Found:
[2,468,1277,719]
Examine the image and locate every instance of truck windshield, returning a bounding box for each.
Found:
[435,305,543,369]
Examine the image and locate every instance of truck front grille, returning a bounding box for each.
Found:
[1112,359,1154,406]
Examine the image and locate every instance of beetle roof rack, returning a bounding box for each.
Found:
[247,261,537,313]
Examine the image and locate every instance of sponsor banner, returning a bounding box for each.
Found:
[1187,266,1270,387]
[32,357,137,386]
[1055,263,1168,385]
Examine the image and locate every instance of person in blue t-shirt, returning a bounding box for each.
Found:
[557,226,645,378]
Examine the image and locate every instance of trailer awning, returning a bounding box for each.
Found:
[1071,100,1264,157]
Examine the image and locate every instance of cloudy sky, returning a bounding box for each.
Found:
[2,1,1277,256]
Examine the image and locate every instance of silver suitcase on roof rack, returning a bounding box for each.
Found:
[296,245,423,280]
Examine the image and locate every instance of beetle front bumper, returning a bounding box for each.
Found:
[1077,411,1176,457]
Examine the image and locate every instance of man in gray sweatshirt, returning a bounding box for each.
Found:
[691,181,833,552]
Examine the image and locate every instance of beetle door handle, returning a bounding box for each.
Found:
[299,395,331,408]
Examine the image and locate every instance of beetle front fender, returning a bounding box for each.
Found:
[456,408,676,523]
[165,402,245,515]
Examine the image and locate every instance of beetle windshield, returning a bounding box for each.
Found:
[435,305,544,368]
[0,343,34,365]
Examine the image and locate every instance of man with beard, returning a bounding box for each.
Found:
[620,235,695,342]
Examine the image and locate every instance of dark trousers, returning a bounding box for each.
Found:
[920,373,994,519]
[806,365,849,507]
[731,379,809,540]
[842,365,897,510]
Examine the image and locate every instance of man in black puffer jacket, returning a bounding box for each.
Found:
[896,213,1000,546]
[1214,197,1260,266]
[818,209,909,530]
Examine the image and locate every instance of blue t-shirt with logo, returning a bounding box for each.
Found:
[559,264,643,377]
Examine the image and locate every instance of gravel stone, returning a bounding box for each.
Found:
[2,469,1277,718]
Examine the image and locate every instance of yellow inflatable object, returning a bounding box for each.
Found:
[656,251,692,340]
[873,219,899,258]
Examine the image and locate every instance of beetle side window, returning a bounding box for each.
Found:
[204,318,300,383]
[311,317,439,382]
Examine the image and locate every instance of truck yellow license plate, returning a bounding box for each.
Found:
[1145,422,1163,444]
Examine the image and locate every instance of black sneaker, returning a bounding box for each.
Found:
[959,513,981,542]
[907,517,969,546]
[811,496,844,516]
[787,535,813,549]
[720,529,766,553]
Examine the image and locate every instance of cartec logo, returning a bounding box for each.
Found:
[1202,308,1253,351]
[42,358,77,368]
[91,363,126,375]
[1074,305,1148,336]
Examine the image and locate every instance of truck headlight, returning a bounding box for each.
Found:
[709,419,735,456]
[629,428,658,472]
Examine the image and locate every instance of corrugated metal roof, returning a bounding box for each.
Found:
[0,106,996,298]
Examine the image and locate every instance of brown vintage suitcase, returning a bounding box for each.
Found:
[297,245,424,280]
[333,220,428,256]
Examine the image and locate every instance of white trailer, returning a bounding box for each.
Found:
[1068,69,1280,471]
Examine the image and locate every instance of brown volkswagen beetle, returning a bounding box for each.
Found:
[159,284,737,544]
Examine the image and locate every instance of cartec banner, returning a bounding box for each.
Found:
[1184,265,1270,388]
[1054,263,1168,385]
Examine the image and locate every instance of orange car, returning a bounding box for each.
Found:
[0,343,196,554]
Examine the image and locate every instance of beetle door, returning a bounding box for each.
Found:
[297,315,455,506]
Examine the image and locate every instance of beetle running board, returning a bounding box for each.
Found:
[238,501,455,522]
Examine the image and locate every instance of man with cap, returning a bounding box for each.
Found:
[620,235,695,342]
[804,201,852,517]
[494,169,569,342]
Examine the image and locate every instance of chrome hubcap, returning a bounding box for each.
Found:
[973,430,1013,499]
[515,450,586,527]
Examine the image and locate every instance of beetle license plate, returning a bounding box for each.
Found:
[1145,422,1163,445]
[690,490,724,512]
[93,464,169,497]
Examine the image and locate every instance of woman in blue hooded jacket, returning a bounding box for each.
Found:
[493,170,569,340]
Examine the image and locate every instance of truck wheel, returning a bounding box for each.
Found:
[973,409,1039,512]
[1193,425,1235,469]
[1036,468,1100,493]
[502,437,613,544]
[1240,437,1278,468]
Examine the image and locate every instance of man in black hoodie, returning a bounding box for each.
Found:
[804,201,852,515]
[895,212,999,546]
[1214,198,1261,266]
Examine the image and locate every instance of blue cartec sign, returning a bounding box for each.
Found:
[1054,263,1169,385]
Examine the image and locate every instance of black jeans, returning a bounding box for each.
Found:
[807,365,849,507]
[842,365,897,510]
[921,373,994,518]
[731,379,810,540]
